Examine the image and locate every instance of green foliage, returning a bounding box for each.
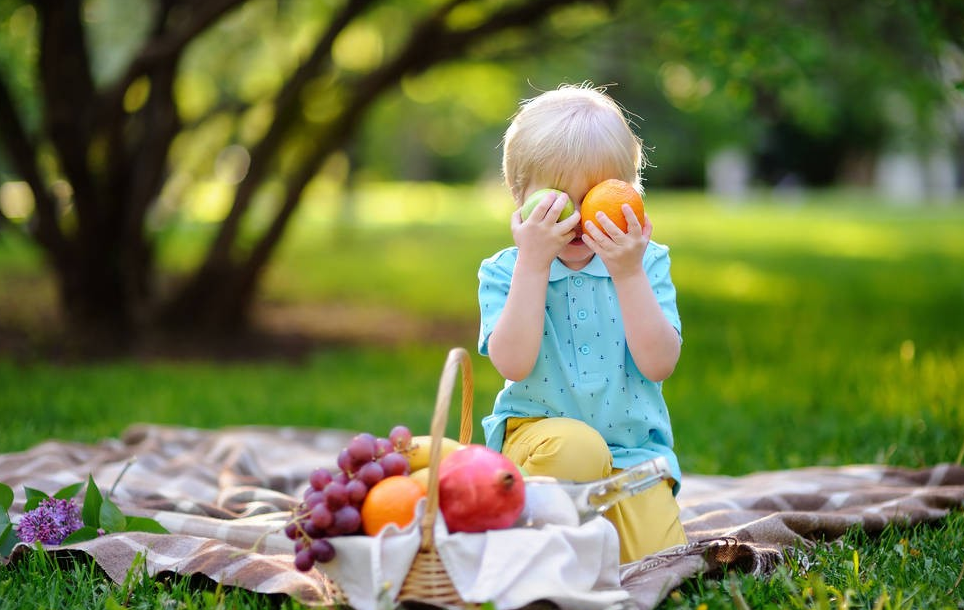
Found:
[648,0,948,140]
[0,474,168,557]
[0,483,15,557]
[3,0,958,188]
[493,0,961,186]
[0,2,38,134]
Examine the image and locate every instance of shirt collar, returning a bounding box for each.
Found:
[548,255,611,281]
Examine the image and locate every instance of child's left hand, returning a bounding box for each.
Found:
[581,204,652,280]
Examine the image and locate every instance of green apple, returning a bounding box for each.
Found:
[519,188,575,221]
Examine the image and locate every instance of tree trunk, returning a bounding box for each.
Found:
[58,233,137,352]
[2,0,614,351]
[157,264,254,335]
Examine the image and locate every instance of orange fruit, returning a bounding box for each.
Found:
[580,179,645,235]
[360,475,426,536]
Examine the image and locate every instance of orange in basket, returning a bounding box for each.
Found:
[361,475,426,536]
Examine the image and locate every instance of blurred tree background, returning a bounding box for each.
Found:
[0,0,962,352]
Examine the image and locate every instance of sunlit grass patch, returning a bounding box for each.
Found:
[3,187,964,470]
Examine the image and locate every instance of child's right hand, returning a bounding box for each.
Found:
[511,191,580,270]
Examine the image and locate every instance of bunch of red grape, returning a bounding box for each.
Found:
[288,424,414,571]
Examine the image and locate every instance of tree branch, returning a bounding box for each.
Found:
[104,0,249,108]
[202,0,377,270]
[0,67,70,263]
[236,0,611,295]
[411,0,613,74]
[35,0,98,234]
[168,0,612,322]
[97,0,249,207]
[102,60,182,315]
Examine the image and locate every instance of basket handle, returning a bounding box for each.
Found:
[419,347,473,550]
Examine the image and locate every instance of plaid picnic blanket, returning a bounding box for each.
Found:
[3,424,963,609]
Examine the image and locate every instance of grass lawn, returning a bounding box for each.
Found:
[1,185,963,608]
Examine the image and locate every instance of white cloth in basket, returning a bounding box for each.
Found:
[324,499,630,610]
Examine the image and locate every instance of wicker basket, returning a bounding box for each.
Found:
[317,348,476,608]
[395,346,475,608]
[319,347,621,609]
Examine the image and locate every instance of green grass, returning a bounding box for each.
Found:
[0,346,502,448]
[1,185,963,608]
[0,548,307,610]
[665,511,964,609]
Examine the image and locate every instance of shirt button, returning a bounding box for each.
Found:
[577,310,588,320]
[579,345,591,355]
[573,277,584,287]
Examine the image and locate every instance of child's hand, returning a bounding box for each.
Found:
[511,191,580,270]
[582,204,651,280]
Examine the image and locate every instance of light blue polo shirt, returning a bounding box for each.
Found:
[477,244,683,492]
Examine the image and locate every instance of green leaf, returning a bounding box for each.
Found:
[23,487,49,512]
[99,496,126,533]
[104,598,126,610]
[0,485,11,531]
[0,483,13,511]
[53,482,84,501]
[0,523,20,557]
[82,475,103,528]
[61,526,100,545]
[123,516,169,535]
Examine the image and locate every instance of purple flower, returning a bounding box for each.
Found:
[16,498,84,545]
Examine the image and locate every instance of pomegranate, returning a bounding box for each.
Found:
[437,444,525,533]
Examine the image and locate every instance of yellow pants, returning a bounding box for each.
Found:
[502,417,687,563]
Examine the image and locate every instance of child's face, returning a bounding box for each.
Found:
[525,175,597,271]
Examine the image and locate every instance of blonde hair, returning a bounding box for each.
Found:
[501,83,647,204]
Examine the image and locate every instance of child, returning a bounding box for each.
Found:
[477,83,687,563]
